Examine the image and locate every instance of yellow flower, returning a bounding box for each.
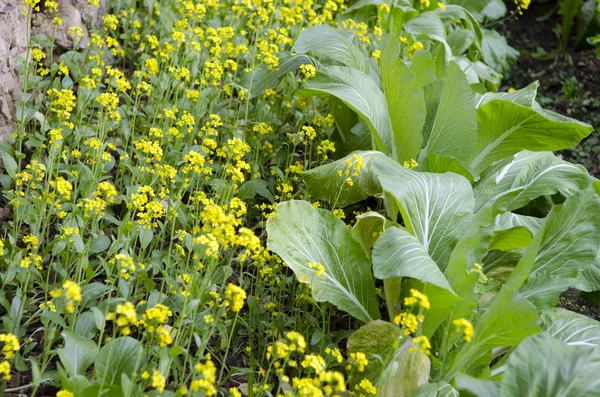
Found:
[224,283,246,313]
[412,335,431,355]
[151,370,166,392]
[355,378,377,395]
[349,352,368,372]
[56,391,74,397]
[0,334,19,358]
[453,318,474,342]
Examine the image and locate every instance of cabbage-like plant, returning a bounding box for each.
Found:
[266,34,600,395]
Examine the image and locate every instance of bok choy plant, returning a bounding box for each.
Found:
[266,31,600,396]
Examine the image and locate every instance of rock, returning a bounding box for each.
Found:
[0,0,28,142]
[0,0,107,142]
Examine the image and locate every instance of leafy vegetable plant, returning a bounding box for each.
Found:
[267,33,600,395]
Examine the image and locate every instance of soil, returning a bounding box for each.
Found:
[497,0,600,177]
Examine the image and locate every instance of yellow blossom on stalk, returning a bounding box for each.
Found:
[224,283,246,313]
[393,312,424,335]
[412,335,431,355]
[355,378,377,395]
[403,289,430,310]
[301,353,325,372]
[143,304,172,326]
[437,1,446,10]
[109,301,139,335]
[57,391,74,397]
[286,331,307,353]
[403,159,419,170]
[408,41,424,58]
[103,14,119,30]
[63,280,82,313]
[191,355,217,396]
[0,360,11,381]
[348,352,368,372]
[298,63,316,82]
[513,0,530,15]
[453,318,474,342]
[0,334,19,358]
[23,233,38,249]
[0,240,4,256]
[151,370,166,393]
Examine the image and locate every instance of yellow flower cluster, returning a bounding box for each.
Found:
[453,318,474,342]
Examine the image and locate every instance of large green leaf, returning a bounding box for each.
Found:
[57,331,98,377]
[373,227,454,292]
[508,188,600,306]
[373,155,474,268]
[302,151,382,207]
[475,81,538,108]
[500,333,600,397]
[292,25,371,74]
[541,308,600,348]
[474,151,593,213]
[443,287,540,381]
[422,62,477,164]
[411,50,437,86]
[300,66,392,154]
[468,100,593,173]
[95,337,143,385]
[266,200,380,322]
[381,35,426,163]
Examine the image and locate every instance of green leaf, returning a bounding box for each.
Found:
[245,53,312,97]
[381,35,426,163]
[454,373,500,397]
[422,62,477,164]
[404,12,451,61]
[418,153,478,182]
[541,308,600,348]
[373,155,474,268]
[379,336,431,396]
[475,81,538,108]
[347,320,404,384]
[302,151,382,207]
[238,179,274,203]
[411,50,437,86]
[468,100,593,173]
[95,337,142,385]
[301,66,391,154]
[373,227,454,292]
[267,200,380,322]
[352,211,396,252]
[410,382,459,397]
[480,29,519,74]
[292,25,372,75]
[444,287,540,381]
[488,227,532,251]
[57,331,98,377]
[89,234,111,254]
[1,152,18,178]
[500,333,600,397]
[508,188,600,306]
[474,151,593,213]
